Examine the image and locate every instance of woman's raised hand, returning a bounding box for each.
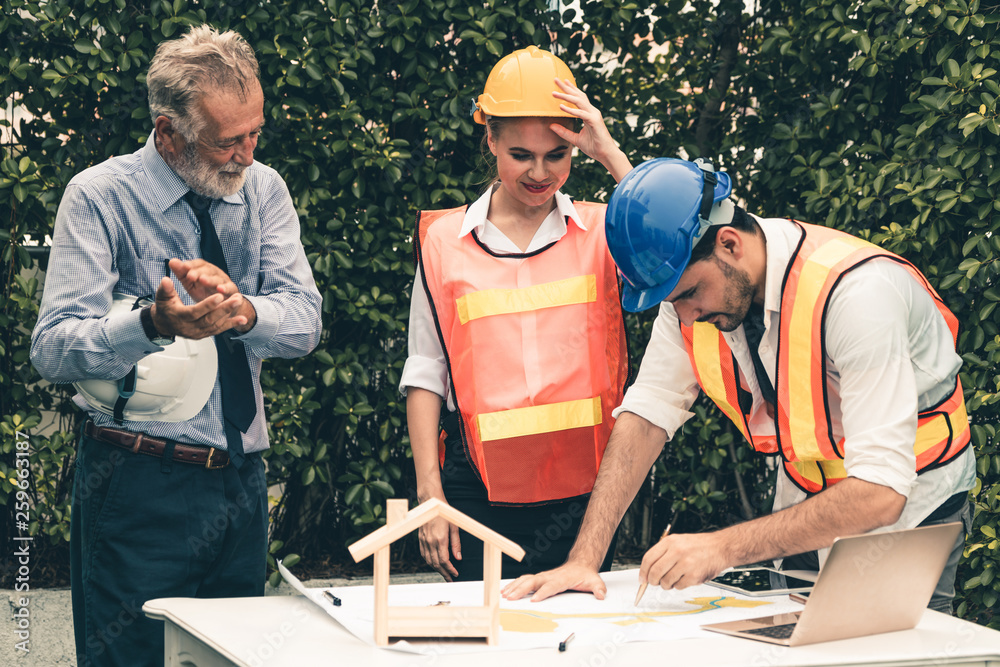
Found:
[550,78,633,183]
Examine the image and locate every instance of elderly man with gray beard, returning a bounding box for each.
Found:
[30,25,321,666]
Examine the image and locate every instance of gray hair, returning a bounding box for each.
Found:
[147,25,260,140]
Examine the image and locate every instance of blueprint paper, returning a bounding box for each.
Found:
[278,565,801,654]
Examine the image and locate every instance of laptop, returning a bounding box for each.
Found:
[701,522,961,646]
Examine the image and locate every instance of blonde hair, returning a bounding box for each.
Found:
[147,25,260,139]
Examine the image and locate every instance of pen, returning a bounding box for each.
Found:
[634,523,672,606]
[558,632,575,651]
[323,591,342,606]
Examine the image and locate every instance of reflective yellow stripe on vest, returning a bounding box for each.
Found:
[456,275,597,325]
[688,322,752,443]
[790,459,847,489]
[915,391,969,469]
[477,397,602,441]
[783,235,872,462]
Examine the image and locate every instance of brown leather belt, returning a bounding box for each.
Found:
[83,421,230,469]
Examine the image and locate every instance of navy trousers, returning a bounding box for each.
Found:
[71,431,267,667]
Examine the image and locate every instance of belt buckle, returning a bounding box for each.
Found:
[204,448,226,470]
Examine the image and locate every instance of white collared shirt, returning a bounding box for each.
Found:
[615,217,975,533]
[400,186,588,409]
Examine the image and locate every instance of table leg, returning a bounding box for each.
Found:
[164,621,239,667]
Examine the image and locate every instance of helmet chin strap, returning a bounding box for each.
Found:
[696,161,718,225]
[691,158,731,246]
[113,296,145,424]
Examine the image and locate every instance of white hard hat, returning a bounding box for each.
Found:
[74,293,218,423]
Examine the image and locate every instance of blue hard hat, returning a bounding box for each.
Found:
[605,158,733,312]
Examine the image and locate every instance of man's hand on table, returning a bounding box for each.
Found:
[501,531,732,604]
[501,561,608,602]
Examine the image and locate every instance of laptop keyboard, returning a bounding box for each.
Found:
[742,623,798,639]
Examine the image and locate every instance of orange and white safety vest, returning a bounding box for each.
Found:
[417,203,629,505]
[680,221,970,494]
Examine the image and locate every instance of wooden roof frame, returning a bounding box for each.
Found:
[348,498,526,646]
[349,498,525,561]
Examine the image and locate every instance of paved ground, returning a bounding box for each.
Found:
[1,572,443,666]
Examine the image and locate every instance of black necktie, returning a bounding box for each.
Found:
[742,303,777,407]
[185,191,255,467]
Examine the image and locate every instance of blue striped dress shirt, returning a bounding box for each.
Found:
[31,132,322,453]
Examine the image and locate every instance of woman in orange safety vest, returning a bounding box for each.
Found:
[400,47,633,581]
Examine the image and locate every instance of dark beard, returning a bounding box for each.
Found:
[698,255,755,332]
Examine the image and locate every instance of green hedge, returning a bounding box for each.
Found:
[1,0,997,627]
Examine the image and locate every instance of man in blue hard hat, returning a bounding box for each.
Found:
[502,157,975,614]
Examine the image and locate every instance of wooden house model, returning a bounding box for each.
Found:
[348,498,526,646]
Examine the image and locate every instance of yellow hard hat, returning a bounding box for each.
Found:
[473,46,577,124]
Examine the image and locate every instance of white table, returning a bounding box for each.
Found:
[144,593,1000,667]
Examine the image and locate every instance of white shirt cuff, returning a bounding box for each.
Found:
[107,308,162,361]
[844,445,917,499]
[399,354,448,397]
[232,294,278,346]
[613,388,695,441]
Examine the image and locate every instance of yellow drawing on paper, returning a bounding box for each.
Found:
[500,596,771,633]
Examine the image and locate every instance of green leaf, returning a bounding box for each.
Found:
[332,250,353,269]
[304,63,322,81]
[857,33,871,54]
[344,484,364,506]
[301,466,316,485]
[369,480,395,496]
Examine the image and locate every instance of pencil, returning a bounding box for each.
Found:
[634,523,672,606]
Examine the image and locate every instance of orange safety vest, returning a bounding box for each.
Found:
[416,203,629,505]
[680,221,970,494]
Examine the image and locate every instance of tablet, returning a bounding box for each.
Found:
[708,567,815,597]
